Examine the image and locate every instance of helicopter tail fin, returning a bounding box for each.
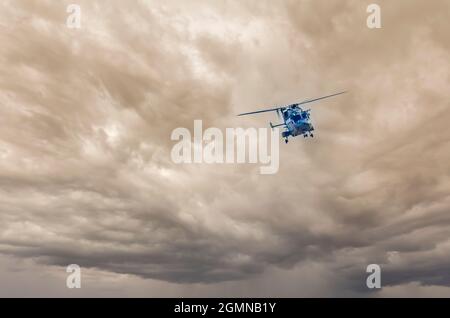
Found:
[270,122,285,130]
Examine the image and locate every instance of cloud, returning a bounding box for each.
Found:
[0,0,449,296]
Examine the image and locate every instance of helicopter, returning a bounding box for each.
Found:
[238,91,347,143]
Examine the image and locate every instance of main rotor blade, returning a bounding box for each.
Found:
[295,91,347,107]
[237,107,281,117]
[237,91,346,116]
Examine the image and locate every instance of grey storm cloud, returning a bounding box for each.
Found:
[0,0,449,296]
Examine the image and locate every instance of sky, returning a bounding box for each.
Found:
[0,0,450,297]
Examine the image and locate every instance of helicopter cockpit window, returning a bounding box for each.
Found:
[292,114,302,121]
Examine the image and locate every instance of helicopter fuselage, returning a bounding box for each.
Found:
[282,108,314,139]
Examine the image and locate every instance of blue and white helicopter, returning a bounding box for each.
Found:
[238,91,346,143]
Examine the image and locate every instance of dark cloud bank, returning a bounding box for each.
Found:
[0,0,449,296]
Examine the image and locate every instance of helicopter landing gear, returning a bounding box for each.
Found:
[303,134,308,138]
[284,138,289,144]
[310,133,314,138]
